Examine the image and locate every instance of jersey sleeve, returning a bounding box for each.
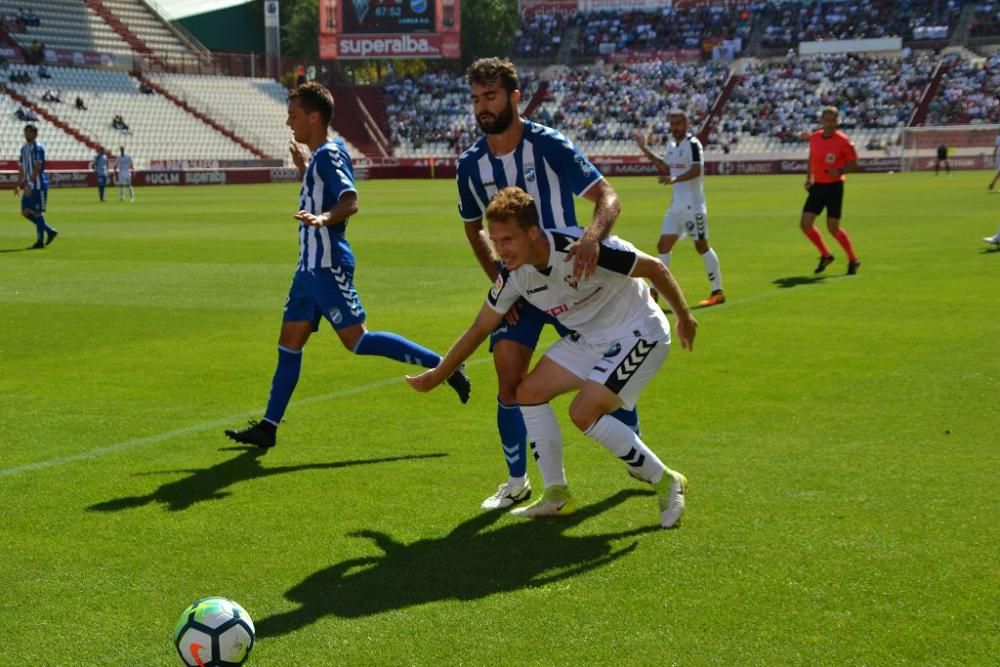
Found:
[456,158,486,222]
[844,138,858,163]
[595,236,639,276]
[314,148,357,203]
[689,137,703,164]
[485,266,520,314]
[539,130,603,196]
[35,144,45,163]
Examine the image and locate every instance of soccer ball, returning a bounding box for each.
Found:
[173,597,255,666]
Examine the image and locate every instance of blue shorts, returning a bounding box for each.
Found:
[283,267,366,331]
[97,176,107,187]
[490,297,572,351]
[21,187,47,213]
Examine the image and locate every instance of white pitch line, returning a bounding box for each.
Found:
[0,278,844,481]
[0,359,489,480]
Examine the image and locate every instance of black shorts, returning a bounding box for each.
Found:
[803,181,844,219]
[937,148,948,160]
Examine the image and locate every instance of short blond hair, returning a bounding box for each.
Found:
[821,106,839,119]
[485,187,538,229]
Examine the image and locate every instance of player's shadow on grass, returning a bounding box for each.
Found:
[772,275,828,289]
[981,245,1000,254]
[257,488,660,636]
[87,448,446,513]
[0,247,33,254]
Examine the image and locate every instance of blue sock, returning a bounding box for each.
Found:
[353,331,441,368]
[98,184,105,200]
[29,214,54,234]
[611,406,641,435]
[263,345,303,425]
[498,399,527,477]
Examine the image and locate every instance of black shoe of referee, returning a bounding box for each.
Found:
[814,254,835,274]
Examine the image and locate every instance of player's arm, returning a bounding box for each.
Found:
[659,163,701,186]
[406,303,504,393]
[569,179,621,281]
[633,131,669,173]
[295,191,358,227]
[463,219,500,281]
[630,251,697,351]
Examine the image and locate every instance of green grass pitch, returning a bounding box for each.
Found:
[1,172,997,665]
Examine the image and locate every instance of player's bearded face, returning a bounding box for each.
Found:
[477,97,515,135]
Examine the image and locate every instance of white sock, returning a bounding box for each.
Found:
[508,474,527,488]
[584,415,667,484]
[520,403,567,488]
[702,248,722,292]
[658,252,672,269]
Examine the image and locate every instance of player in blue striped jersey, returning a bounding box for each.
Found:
[92,149,108,202]
[18,125,58,249]
[225,82,470,448]
[456,58,639,510]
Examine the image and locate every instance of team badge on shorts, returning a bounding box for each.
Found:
[329,308,343,325]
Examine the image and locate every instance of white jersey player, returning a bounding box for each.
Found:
[115,146,134,202]
[635,110,725,306]
[407,186,698,529]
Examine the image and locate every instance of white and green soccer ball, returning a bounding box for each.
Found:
[173,597,255,666]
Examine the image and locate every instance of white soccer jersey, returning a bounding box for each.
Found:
[664,134,707,214]
[486,227,669,347]
[116,154,132,178]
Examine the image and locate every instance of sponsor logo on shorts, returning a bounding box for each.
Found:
[603,343,621,358]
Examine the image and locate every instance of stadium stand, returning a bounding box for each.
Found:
[716,52,936,154]
[512,12,570,60]
[969,1,1000,38]
[572,5,754,58]
[383,69,538,158]
[924,51,1000,125]
[99,0,201,59]
[758,0,963,49]
[7,64,257,163]
[0,93,91,160]
[146,72,362,160]
[0,0,134,57]
[528,61,729,156]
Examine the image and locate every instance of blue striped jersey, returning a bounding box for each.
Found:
[20,141,47,190]
[456,119,603,230]
[297,138,357,271]
[93,153,107,178]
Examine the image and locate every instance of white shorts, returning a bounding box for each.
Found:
[544,332,670,410]
[118,174,132,185]
[661,208,709,241]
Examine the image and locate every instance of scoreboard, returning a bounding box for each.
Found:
[320,0,460,59]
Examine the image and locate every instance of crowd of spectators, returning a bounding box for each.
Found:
[573,5,754,58]
[719,53,934,149]
[759,0,962,49]
[383,69,538,155]
[969,1,1000,38]
[512,12,571,59]
[925,52,1000,125]
[14,106,38,121]
[533,60,728,150]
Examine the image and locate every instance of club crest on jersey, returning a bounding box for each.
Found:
[524,166,536,182]
[825,153,836,164]
[490,274,504,299]
[574,155,592,176]
[564,274,578,289]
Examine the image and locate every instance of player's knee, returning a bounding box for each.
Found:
[656,238,675,254]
